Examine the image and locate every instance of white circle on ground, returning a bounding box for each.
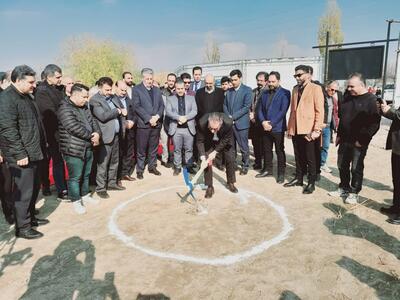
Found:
[108,185,293,266]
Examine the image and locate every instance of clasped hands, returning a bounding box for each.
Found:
[149,115,160,127]
[178,116,187,125]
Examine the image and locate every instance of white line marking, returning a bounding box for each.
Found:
[108,185,293,266]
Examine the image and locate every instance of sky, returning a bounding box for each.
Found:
[0,0,399,74]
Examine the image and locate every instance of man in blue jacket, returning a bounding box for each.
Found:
[223,69,252,175]
[256,71,290,183]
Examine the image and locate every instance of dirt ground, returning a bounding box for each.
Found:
[1,123,400,300]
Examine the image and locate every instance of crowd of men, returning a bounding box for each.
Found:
[0,62,399,240]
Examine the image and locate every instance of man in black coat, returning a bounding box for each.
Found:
[132,68,164,179]
[0,65,49,239]
[380,100,400,224]
[114,80,136,182]
[90,77,127,199]
[35,64,67,199]
[58,83,101,214]
[197,112,238,198]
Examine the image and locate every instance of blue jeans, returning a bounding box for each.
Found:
[320,127,331,166]
[64,149,93,201]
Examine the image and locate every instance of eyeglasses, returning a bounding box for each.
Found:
[183,81,190,84]
[328,88,337,92]
[293,73,305,78]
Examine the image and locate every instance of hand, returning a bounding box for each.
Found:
[321,123,327,129]
[125,120,134,129]
[311,131,321,140]
[149,116,157,126]
[91,132,100,146]
[17,157,29,166]
[262,121,272,131]
[355,141,362,148]
[120,108,127,117]
[178,116,187,124]
[304,134,312,141]
[249,112,255,122]
[117,108,122,115]
[0,155,3,163]
[380,99,391,114]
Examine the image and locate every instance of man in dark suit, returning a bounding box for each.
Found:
[132,68,164,179]
[256,71,290,183]
[115,80,136,182]
[223,69,252,175]
[189,66,205,93]
[250,71,268,170]
[197,112,238,198]
[35,64,68,199]
[0,65,49,239]
[166,79,197,175]
[90,77,127,199]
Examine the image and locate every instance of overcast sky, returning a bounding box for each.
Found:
[0,0,399,73]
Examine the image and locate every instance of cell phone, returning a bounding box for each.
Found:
[377,97,383,104]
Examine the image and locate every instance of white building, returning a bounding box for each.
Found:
[175,56,324,90]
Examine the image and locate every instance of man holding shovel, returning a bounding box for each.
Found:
[196,112,238,198]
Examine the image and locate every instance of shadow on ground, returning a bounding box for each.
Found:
[19,236,120,299]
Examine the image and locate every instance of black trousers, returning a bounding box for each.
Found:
[314,136,322,175]
[392,153,400,211]
[0,162,13,221]
[118,131,136,178]
[251,124,264,166]
[96,135,120,192]
[204,145,236,187]
[262,131,286,175]
[9,161,40,231]
[39,143,67,193]
[337,142,368,194]
[292,135,317,182]
[136,127,161,173]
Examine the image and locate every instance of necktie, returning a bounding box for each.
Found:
[195,81,198,91]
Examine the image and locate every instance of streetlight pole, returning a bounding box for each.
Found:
[382,19,400,99]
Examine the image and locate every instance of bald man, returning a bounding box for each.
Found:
[195,74,226,169]
[62,76,74,97]
[114,80,136,182]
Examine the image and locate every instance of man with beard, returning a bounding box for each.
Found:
[256,71,290,183]
[123,71,135,98]
[250,71,268,170]
[160,73,176,168]
[180,73,196,96]
[35,64,68,199]
[223,69,252,175]
[220,76,232,95]
[284,65,324,194]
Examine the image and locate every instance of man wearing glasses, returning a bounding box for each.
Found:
[320,80,341,173]
[284,65,324,194]
[180,73,195,96]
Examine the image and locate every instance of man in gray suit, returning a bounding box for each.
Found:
[189,66,205,93]
[132,68,164,179]
[224,69,253,175]
[166,79,197,175]
[90,77,127,199]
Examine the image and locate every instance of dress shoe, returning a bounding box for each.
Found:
[149,168,161,176]
[253,163,262,170]
[31,218,50,227]
[108,185,126,191]
[380,206,399,215]
[240,168,248,175]
[161,161,173,168]
[277,175,285,184]
[284,178,303,187]
[227,183,238,193]
[42,188,52,196]
[96,191,110,199]
[205,186,215,198]
[16,228,43,239]
[255,170,272,178]
[57,190,69,202]
[187,166,196,174]
[387,214,400,225]
[34,209,39,215]
[5,215,15,225]
[137,172,144,180]
[303,183,315,194]
[173,168,181,176]
[122,175,136,181]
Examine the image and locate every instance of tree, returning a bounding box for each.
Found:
[204,38,221,64]
[60,34,138,86]
[317,0,344,56]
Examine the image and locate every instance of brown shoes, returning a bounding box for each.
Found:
[205,186,215,198]
[227,183,238,193]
